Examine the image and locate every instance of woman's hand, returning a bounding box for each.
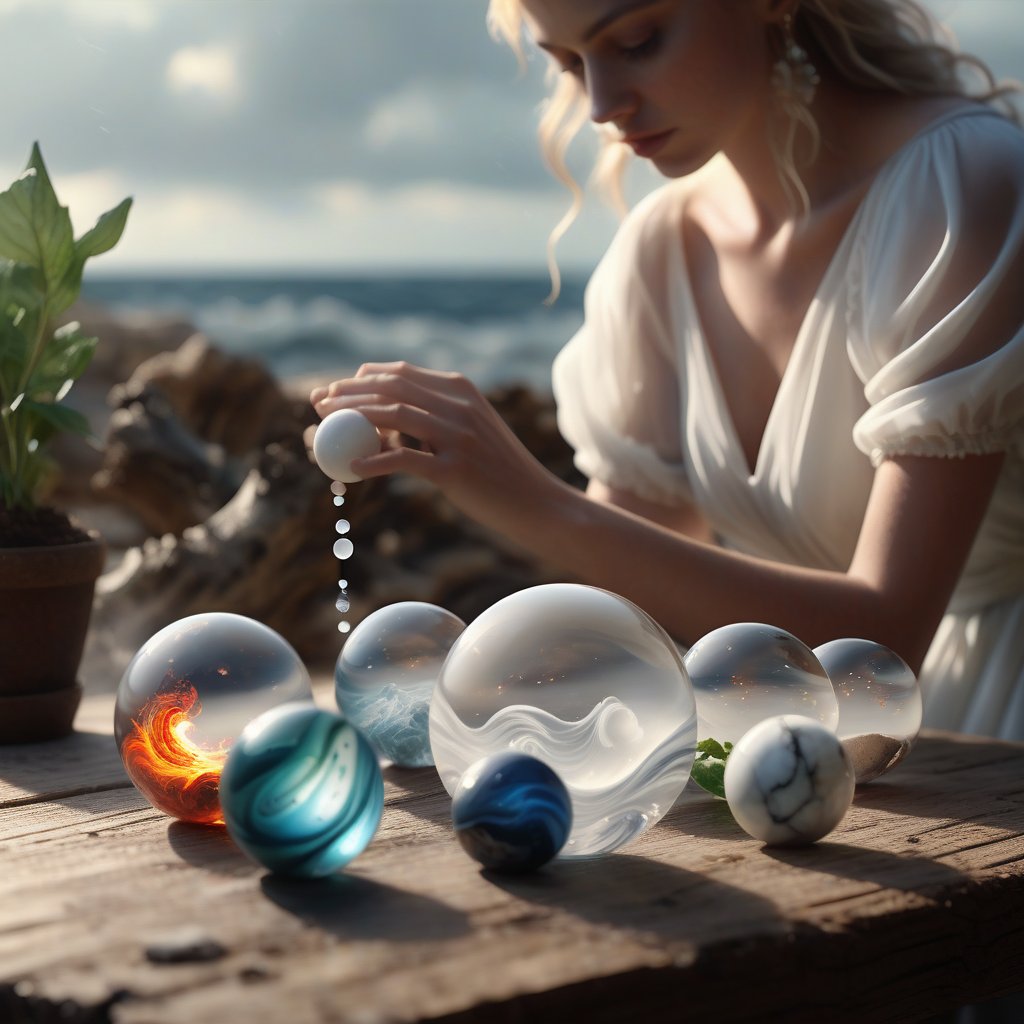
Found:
[308,362,566,539]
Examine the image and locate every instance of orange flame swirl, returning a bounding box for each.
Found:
[121,684,229,825]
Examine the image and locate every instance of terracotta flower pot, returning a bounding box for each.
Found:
[0,533,106,743]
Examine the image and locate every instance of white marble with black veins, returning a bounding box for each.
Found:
[723,714,855,846]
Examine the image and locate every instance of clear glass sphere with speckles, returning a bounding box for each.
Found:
[814,638,922,783]
[684,622,839,798]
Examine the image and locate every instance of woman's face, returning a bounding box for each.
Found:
[520,0,777,177]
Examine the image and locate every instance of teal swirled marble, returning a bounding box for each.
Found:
[452,752,572,874]
[220,703,384,877]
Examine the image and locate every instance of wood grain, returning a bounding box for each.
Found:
[1,692,1022,1024]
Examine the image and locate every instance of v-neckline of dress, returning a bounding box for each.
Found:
[673,104,997,485]
[676,202,859,482]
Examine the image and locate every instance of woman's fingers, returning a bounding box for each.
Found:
[354,361,464,390]
[314,368,471,421]
[353,401,453,453]
[349,445,437,481]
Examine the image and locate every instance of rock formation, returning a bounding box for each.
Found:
[76,326,582,691]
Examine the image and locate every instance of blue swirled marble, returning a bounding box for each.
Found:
[220,703,384,877]
[452,752,572,874]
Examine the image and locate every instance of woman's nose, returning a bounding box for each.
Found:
[586,63,635,125]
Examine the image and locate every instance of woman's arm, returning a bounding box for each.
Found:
[312,363,1003,671]
[585,479,716,545]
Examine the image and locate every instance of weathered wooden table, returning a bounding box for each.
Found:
[2,686,1023,1024]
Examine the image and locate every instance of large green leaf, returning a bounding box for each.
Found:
[0,317,30,397]
[0,173,42,266]
[0,260,42,316]
[39,326,97,385]
[30,327,98,398]
[76,197,132,260]
[22,398,91,439]
[0,145,75,293]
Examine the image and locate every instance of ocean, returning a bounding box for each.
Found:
[80,274,589,393]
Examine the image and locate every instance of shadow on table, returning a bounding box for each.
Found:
[486,853,781,943]
[167,820,255,875]
[762,842,968,894]
[261,872,471,942]
[656,787,747,841]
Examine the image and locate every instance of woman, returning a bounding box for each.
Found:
[311,1,1024,739]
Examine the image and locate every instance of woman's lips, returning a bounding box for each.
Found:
[624,130,674,158]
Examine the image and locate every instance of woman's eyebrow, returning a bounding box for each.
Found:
[535,0,661,51]
[583,0,661,41]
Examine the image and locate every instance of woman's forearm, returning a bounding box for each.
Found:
[518,475,902,655]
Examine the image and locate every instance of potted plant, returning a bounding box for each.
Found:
[0,143,131,742]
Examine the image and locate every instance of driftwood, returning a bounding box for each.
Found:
[91,335,305,536]
[81,336,580,689]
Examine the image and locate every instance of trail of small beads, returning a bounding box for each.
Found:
[330,481,353,633]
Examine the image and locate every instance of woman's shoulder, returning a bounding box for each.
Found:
[873,99,1024,196]
[616,179,689,244]
[604,173,714,283]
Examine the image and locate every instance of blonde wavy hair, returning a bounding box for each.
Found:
[487,0,1022,298]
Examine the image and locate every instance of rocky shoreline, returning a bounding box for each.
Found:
[55,303,582,692]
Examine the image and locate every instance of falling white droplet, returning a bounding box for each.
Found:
[330,481,347,496]
[336,596,350,612]
[335,519,350,535]
[338,621,351,633]
[333,538,354,559]
[338,579,348,589]
[333,495,345,506]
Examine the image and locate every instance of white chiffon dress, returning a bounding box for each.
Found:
[552,107,1024,741]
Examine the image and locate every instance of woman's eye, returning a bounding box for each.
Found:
[561,55,584,76]
[620,29,661,60]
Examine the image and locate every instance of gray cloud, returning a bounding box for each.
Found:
[0,0,1019,271]
[0,0,555,195]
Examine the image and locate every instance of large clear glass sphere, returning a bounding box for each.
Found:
[429,584,696,858]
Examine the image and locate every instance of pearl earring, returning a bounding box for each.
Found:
[772,12,820,106]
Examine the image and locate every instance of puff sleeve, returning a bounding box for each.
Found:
[552,186,694,505]
[848,111,1024,467]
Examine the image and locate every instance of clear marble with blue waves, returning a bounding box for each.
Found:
[452,752,572,873]
[335,602,466,767]
[430,584,697,858]
[220,703,384,877]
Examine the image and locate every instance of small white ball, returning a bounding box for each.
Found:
[724,714,855,847]
[313,409,382,483]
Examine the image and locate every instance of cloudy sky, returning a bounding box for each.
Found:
[0,0,1020,274]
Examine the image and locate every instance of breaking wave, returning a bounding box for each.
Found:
[429,694,696,857]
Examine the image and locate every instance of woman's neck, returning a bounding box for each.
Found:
[715,79,975,244]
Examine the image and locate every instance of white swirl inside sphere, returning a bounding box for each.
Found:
[428,583,697,858]
[313,409,382,483]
